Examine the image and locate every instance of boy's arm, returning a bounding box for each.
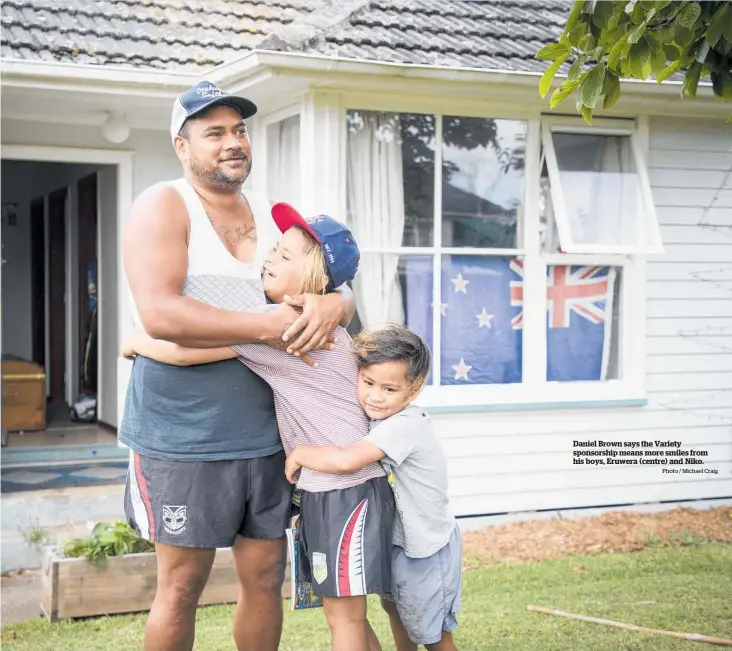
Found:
[122,330,237,366]
[285,442,385,483]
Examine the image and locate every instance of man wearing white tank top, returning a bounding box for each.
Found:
[121,81,355,651]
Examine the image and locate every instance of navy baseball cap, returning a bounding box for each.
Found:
[170,80,257,142]
[271,203,360,289]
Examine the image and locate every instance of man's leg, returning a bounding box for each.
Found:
[323,596,371,651]
[380,597,417,651]
[231,535,287,651]
[426,632,459,651]
[144,542,216,651]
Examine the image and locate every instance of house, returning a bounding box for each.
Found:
[2,0,730,517]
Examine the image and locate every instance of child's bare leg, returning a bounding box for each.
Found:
[380,597,417,651]
[425,631,458,651]
[366,619,383,651]
[322,596,370,651]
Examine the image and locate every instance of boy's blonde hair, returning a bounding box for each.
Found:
[296,228,330,295]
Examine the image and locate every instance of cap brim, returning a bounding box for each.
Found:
[192,95,258,121]
[271,203,321,243]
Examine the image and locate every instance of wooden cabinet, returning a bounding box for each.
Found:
[2,359,46,432]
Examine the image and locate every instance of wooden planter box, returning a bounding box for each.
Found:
[41,546,290,622]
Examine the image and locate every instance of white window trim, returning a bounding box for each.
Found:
[541,117,664,256]
[340,105,652,410]
[251,101,303,198]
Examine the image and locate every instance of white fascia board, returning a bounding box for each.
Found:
[1,51,727,119]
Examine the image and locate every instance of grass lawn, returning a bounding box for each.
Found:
[2,544,731,651]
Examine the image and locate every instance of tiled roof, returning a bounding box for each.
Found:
[266,0,571,73]
[1,0,568,73]
[0,0,326,71]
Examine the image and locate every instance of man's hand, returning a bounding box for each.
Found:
[281,294,344,356]
[285,452,303,484]
[265,303,330,368]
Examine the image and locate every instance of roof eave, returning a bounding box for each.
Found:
[1,50,726,119]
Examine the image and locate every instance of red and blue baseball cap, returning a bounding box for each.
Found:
[271,202,360,289]
[170,80,257,142]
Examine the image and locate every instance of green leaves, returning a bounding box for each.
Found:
[536,42,571,61]
[540,55,569,98]
[63,521,154,565]
[705,4,728,47]
[582,62,606,108]
[537,0,732,118]
[602,72,621,109]
[551,79,581,108]
[629,38,652,79]
[677,2,701,28]
[683,60,702,98]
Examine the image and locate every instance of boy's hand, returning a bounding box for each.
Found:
[121,331,143,360]
[285,452,303,485]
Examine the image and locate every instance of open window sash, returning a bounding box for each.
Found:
[541,122,664,256]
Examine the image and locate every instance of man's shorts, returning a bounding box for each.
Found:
[298,477,394,598]
[124,449,292,548]
[385,523,462,645]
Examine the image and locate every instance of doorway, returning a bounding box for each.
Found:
[1,158,122,456]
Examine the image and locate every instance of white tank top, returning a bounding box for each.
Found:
[171,178,281,280]
[130,179,281,327]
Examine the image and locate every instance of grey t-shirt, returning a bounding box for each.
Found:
[365,405,456,559]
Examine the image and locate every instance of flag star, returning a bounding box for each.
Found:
[452,358,472,381]
[430,301,448,316]
[476,308,494,329]
[451,273,470,294]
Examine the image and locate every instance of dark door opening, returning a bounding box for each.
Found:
[48,189,67,404]
[30,198,46,368]
[77,174,98,396]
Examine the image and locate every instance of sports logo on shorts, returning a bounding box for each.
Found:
[312,552,328,585]
[162,505,187,535]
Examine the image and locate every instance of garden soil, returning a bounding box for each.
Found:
[462,506,732,568]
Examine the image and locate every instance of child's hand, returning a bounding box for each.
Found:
[285,453,303,484]
[120,330,143,360]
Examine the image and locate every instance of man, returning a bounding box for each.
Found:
[120,81,355,651]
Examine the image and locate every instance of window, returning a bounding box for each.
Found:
[266,114,301,207]
[541,124,662,254]
[345,111,660,407]
[345,110,526,390]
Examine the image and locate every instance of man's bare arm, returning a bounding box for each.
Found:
[123,184,292,347]
[335,284,357,327]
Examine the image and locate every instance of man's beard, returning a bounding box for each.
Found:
[189,152,251,188]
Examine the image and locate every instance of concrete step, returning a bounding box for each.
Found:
[1,484,125,573]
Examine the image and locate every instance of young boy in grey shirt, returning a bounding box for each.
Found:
[286,325,462,651]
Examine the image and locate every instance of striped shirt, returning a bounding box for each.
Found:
[231,325,385,492]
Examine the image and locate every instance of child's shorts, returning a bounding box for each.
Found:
[386,523,462,645]
[298,477,394,598]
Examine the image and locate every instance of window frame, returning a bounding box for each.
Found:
[251,101,303,200]
[341,101,651,410]
[541,116,664,256]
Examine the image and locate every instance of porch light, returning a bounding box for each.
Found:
[102,112,130,144]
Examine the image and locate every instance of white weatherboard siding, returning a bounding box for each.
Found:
[436,116,732,518]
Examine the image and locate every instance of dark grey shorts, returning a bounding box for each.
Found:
[298,477,394,598]
[124,449,292,548]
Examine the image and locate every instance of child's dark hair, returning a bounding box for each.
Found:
[352,323,431,393]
